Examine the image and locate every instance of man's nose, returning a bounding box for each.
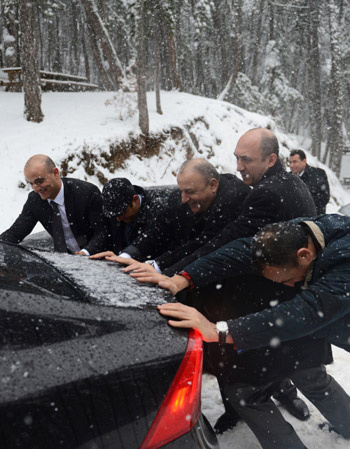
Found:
[236,159,244,172]
[32,184,41,192]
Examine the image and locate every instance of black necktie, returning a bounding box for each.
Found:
[51,201,68,253]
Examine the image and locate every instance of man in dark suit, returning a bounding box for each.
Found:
[0,154,107,255]
[289,149,330,214]
[97,177,171,256]
[157,214,350,446]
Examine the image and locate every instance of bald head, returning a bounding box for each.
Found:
[177,158,220,213]
[234,128,279,186]
[24,154,56,172]
[24,154,61,200]
[178,158,220,183]
[239,128,279,159]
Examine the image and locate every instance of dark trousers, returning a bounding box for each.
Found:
[188,277,303,412]
[223,365,350,449]
[290,365,350,439]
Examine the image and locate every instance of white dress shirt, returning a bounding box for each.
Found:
[48,183,89,255]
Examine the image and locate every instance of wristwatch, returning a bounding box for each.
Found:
[215,321,229,345]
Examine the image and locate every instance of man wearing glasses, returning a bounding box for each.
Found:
[0,154,107,255]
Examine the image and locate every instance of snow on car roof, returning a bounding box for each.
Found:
[36,251,172,308]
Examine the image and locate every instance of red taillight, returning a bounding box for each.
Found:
[140,329,203,449]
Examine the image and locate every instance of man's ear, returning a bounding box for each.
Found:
[52,167,60,178]
[296,247,313,265]
[132,194,140,206]
[267,153,278,167]
[209,178,219,193]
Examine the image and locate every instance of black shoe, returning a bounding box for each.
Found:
[214,411,241,434]
[277,397,310,421]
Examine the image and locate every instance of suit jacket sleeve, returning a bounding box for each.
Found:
[163,187,283,275]
[315,169,330,212]
[227,261,350,351]
[184,237,254,286]
[0,193,39,243]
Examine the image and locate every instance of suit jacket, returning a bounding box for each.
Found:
[163,160,316,275]
[124,174,250,268]
[0,178,108,254]
[108,185,174,254]
[300,164,330,214]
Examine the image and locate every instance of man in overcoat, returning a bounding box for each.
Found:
[157,214,350,448]
[0,154,107,255]
[165,214,350,352]
[289,149,330,214]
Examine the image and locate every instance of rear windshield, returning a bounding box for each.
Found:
[0,242,84,300]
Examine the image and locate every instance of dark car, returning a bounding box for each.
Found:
[0,238,219,449]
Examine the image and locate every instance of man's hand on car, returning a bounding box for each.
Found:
[157,302,218,342]
[122,261,156,274]
[158,302,235,346]
[129,270,168,284]
[89,251,118,260]
[90,252,138,265]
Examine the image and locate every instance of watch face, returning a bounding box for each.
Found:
[216,321,228,333]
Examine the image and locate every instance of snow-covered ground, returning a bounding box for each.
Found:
[0,91,349,449]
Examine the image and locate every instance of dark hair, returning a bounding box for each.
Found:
[179,158,220,183]
[252,222,308,272]
[290,149,306,160]
[260,131,279,159]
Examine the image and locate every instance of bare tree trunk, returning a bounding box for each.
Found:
[251,0,265,85]
[70,0,80,75]
[80,0,124,90]
[1,0,20,92]
[137,0,149,134]
[306,0,322,159]
[52,15,62,73]
[327,0,344,177]
[218,0,243,100]
[268,0,275,40]
[212,0,230,89]
[167,33,182,90]
[154,20,163,115]
[81,23,91,82]
[20,0,44,123]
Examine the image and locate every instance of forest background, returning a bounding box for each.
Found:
[1,0,349,180]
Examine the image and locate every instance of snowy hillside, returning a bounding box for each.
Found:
[1,90,349,232]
